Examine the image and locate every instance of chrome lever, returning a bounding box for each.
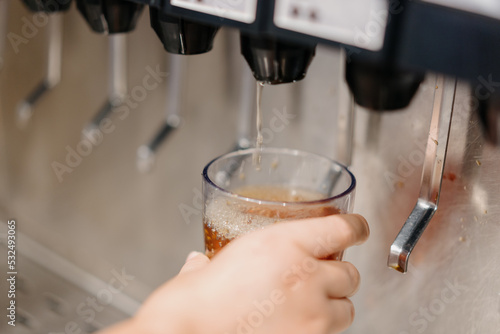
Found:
[136,115,181,173]
[16,13,63,127]
[137,55,184,173]
[214,67,257,181]
[317,50,356,197]
[82,34,127,139]
[233,67,256,152]
[388,75,457,273]
[337,49,355,168]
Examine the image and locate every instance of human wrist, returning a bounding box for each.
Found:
[134,312,194,334]
[133,287,198,334]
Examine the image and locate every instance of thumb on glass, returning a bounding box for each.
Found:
[178,251,210,275]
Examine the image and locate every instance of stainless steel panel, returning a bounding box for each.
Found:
[348,81,500,333]
[0,1,499,333]
[0,222,134,333]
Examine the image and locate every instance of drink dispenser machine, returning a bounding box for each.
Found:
[126,0,500,270]
[1,0,500,333]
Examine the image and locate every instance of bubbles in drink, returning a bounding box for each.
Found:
[203,185,340,258]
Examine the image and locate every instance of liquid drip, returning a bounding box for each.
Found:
[253,81,265,170]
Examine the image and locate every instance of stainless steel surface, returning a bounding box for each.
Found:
[0,0,9,72]
[388,76,457,273]
[349,80,500,333]
[0,222,135,334]
[16,13,63,126]
[0,2,499,334]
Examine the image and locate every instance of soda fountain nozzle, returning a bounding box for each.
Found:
[345,56,425,111]
[240,33,316,85]
[150,7,219,55]
[76,0,144,34]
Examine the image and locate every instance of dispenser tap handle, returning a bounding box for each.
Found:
[388,75,457,273]
[137,55,184,173]
[233,67,257,151]
[337,49,355,167]
[16,13,63,127]
[82,34,127,138]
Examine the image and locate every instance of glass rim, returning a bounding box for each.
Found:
[202,147,356,206]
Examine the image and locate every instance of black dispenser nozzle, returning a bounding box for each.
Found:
[21,0,72,12]
[76,0,144,34]
[345,57,425,111]
[240,33,316,85]
[150,7,219,55]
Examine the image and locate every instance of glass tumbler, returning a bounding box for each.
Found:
[202,148,356,259]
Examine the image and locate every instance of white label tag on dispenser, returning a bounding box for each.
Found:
[171,0,258,24]
[274,0,389,51]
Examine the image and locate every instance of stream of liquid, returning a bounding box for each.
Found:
[252,81,265,170]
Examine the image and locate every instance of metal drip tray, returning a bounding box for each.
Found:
[0,222,138,334]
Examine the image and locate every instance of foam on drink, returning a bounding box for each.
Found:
[203,185,340,258]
